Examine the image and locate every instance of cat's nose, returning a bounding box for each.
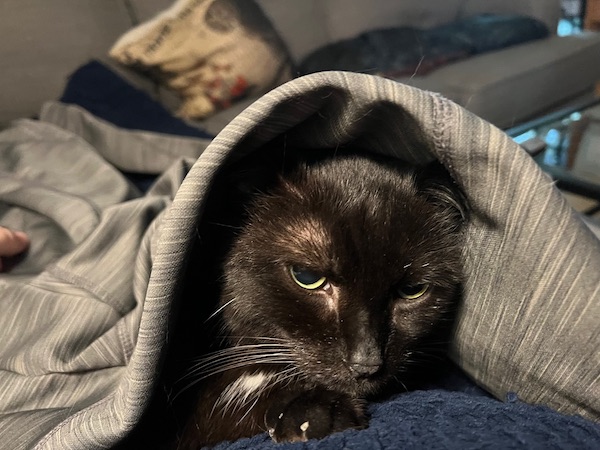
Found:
[349,362,381,378]
[348,352,382,378]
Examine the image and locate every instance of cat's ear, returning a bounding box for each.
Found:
[221,148,289,201]
[416,161,469,229]
[222,146,313,201]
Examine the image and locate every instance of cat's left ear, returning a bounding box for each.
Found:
[416,161,469,229]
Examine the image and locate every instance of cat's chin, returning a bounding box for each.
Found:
[323,370,392,399]
[354,379,386,398]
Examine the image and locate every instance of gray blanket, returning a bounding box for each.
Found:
[0,72,598,449]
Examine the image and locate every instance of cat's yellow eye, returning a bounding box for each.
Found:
[397,283,429,300]
[290,266,327,290]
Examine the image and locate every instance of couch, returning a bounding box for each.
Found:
[2,0,600,133]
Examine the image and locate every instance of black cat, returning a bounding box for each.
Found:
[173,150,467,448]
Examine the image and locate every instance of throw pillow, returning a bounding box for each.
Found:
[109,0,293,120]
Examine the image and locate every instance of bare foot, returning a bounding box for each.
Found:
[0,227,30,272]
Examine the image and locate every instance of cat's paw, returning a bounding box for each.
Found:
[264,389,366,443]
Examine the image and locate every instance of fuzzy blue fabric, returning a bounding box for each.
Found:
[300,14,549,78]
[212,390,600,449]
[60,60,212,139]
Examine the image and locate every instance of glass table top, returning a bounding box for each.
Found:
[506,98,600,201]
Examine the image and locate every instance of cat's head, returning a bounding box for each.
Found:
[220,152,467,397]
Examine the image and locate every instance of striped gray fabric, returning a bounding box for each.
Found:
[0,72,598,449]
[0,106,206,449]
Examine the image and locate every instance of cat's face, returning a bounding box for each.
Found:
[220,154,465,397]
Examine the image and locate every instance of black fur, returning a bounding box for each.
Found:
[173,150,467,448]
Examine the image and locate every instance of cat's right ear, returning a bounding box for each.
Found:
[416,162,469,229]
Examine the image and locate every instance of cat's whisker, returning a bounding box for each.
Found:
[411,346,450,352]
[178,346,297,383]
[418,340,452,346]
[174,357,296,401]
[189,353,295,375]
[217,367,304,419]
[236,395,261,425]
[401,353,448,367]
[218,366,302,422]
[226,332,292,347]
[186,344,294,364]
[273,368,303,388]
[393,376,409,393]
[217,336,290,343]
[204,298,237,323]
[182,351,295,381]
[183,364,293,398]
[206,221,243,230]
[189,343,294,361]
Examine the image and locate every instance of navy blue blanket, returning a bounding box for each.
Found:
[300,14,549,78]
[213,390,600,449]
[60,60,212,139]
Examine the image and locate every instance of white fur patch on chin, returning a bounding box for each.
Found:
[217,371,273,413]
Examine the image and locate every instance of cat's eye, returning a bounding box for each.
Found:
[397,283,429,300]
[290,266,327,290]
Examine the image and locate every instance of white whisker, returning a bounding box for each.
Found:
[221,336,289,342]
[237,395,261,425]
[181,353,294,383]
[204,298,237,323]
[173,339,298,401]
[182,345,294,377]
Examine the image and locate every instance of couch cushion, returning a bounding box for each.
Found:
[256,0,329,62]
[0,0,133,126]
[403,33,600,128]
